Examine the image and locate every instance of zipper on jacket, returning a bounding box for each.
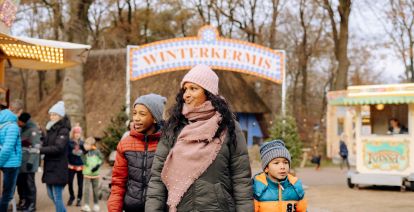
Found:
[278,182,283,200]
[141,135,149,203]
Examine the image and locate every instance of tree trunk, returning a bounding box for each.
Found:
[55,70,62,85]
[63,66,85,127]
[292,70,301,114]
[299,0,308,108]
[143,0,151,43]
[300,63,308,107]
[64,0,93,131]
[269,0,282,48]
[324,0,351,91]
[37,71,46,101]
[19,70,28,111]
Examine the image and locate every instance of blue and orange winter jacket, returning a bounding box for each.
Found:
[253,172,307,212]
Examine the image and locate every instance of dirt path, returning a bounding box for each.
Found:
[13,165,414,212]
[297,167,414,212]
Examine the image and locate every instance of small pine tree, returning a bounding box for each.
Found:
[101,106,129,156]
[267,115,303,169]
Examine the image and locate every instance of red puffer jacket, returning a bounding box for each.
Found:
[107,129,161,212]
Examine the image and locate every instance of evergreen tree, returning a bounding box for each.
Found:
[267,115,303,168]
[101,106,129,156]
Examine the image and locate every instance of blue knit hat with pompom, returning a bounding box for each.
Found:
[260,140,291,170]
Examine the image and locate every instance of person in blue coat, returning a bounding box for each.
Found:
[0,105,22,211]
[339,138,350,170]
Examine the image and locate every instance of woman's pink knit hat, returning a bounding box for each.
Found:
[180,64,219,95]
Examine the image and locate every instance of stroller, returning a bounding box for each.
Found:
[99,151,116,201]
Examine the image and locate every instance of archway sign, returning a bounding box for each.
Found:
[126,25,286,116]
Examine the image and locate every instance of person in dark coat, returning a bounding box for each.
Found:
[339,135,350,170]
[36,101,71,212]
[146,64,254,212]
[16,112,41,212]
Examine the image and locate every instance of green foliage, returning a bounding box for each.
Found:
[101,106,129,157]
[267,115,303,168]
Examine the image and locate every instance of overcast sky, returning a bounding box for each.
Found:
[351,0,405,83]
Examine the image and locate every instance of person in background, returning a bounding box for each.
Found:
[311,146,322,171]
[388,118,408,135]
[121,120,134,140]
[37,101,71,212]
[81,137,103,212]
[339,134,350,170]
[0,100,22,212]
[16,112,41,212]
[67,124,84,207]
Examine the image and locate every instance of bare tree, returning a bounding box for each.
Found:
[323,0,352,90]
[298,0,325,108]
[283,0,326,116]
[63,0,94,130]
[386,0,414,82]
[212,0,263,42]
[41,0,66,84]
[37,71,46,101]
[19,70,28,111]
[269,0,285,48]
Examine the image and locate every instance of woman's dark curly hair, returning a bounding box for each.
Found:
[163,88,237,146]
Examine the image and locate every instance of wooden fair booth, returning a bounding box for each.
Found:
[327,83,414,190]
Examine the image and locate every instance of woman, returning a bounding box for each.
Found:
[388,118,408,134]
[40,101,71,212]
[146,64,253,212]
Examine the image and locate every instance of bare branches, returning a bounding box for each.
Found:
[321,0,352,90]
[387,0,414,81]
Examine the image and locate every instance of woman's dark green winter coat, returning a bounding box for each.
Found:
[146,123,254,212]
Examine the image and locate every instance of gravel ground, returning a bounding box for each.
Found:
[8,164,414,212]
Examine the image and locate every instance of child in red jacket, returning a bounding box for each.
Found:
[108,94,166,212]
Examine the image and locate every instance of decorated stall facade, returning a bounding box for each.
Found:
[327,83,414,189]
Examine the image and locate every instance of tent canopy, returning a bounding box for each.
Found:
[0,32,91,70]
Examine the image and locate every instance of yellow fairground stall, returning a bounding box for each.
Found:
[327,83,414,190]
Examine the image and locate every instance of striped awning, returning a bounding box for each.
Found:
[327,84,414,106]
[329,96,414,106]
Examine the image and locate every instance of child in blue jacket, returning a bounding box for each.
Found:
[253,140,307,212]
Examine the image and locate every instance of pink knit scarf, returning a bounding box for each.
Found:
[161,101,225,212]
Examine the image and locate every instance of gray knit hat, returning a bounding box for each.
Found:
[260,140,291,170]
[133,93,166,124]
